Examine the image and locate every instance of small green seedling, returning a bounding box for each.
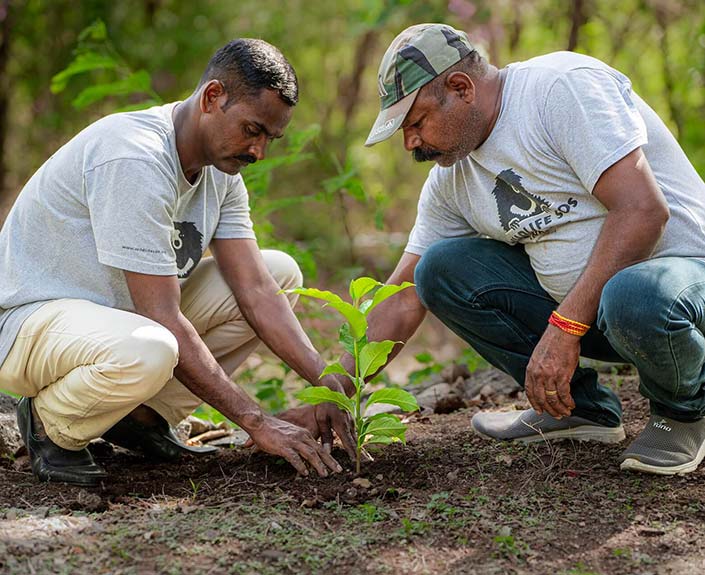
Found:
[284,277,418,473]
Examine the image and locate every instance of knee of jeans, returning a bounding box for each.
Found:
[264,250,303,291]
[598,268,656,340]
[111,325,179,399]
[414,243,449,311]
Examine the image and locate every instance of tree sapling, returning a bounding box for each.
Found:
[284,277,419,473]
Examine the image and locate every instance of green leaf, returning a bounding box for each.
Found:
[71,70,152,109]
[364,414,407,439]
[365,435,397,445]
[283,287,367,339]
[359,340,396,379]
[339,323,355,355]
[296,387,354,414]
[415,352,434,364]
[366,388,418,413]
[78,19,108,42]
[366,282,415,315]
[320,362,352,380]
[51,51,119,93]
[349,277,382,303]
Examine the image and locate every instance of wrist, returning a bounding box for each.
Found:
[548,310,590,337]
[235,407,266,434]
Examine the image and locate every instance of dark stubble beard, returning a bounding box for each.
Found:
[412,104,486,165]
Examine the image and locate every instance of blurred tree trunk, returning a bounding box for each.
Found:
[0,0,11,196]
[339,29,379,128]
[653,5,684,140]
[567,0,586,51]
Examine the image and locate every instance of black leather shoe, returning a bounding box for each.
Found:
[102,411,218,461]
[16,397,108,487]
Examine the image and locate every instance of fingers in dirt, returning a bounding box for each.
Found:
[283,448,309,476]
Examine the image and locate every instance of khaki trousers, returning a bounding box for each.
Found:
[0,251,302,450]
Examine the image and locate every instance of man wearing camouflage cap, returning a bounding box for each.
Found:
[357,23,705,475]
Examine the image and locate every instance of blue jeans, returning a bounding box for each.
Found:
[414,238,705,425]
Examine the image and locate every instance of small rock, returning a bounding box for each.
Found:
[0,399,22,458]
[447,470,459,482]
[352,478,371,489]
[440,363,471,383]
[342,487,358,503]
[143,531,154,540]
[269,521,282,531]
[479,384,494,397]
[375,474,383,481]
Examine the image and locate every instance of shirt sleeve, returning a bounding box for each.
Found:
[83,159,178,275]
[213,175,257,240]
[542,68,648,192]
[406,167,477,256]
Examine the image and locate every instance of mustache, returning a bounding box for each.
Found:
[235,154,257,165]
[412,147,442,162]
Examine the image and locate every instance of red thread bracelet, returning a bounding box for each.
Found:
[549,310,590,337]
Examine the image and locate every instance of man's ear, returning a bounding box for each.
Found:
[200,80,226,114]
[446,71,475,103]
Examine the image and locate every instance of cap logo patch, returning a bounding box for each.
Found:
[371,119,395,136]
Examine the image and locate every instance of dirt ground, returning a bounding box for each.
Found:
[2,369,704,575]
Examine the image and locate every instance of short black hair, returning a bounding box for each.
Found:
[199,39,298,109]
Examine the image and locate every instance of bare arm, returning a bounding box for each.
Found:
[338,251,428,395]
[210,238,329,384]
[211,238,357,460]
[526,147,669,417]
[123,268,342,476]
[124,270,264,430]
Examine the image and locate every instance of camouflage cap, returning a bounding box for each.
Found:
[365,23,475,147]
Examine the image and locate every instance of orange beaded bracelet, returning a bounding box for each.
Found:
[548,310,591,337]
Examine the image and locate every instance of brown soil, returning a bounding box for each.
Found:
[1,371,704,575]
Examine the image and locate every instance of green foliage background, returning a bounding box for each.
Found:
[3,0,705,280]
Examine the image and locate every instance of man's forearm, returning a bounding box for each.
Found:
[157,312,265,433]
[236,283,328,385]
[557,208,667,324]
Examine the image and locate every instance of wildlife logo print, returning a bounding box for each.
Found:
[172,221,203,278]
[491,168,553,241]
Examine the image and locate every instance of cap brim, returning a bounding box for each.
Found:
[364,88,420,147]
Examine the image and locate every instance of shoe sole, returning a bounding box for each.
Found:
[472,421,626,444]
[620,438,705,476]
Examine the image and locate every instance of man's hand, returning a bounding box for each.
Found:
[246,414,343,477]
[525,324,579,418]
[277,404,358,463]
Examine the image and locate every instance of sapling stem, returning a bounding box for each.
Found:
[353,336,362,475]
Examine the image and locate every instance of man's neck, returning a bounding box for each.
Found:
[172,97,205,183]
[478,66,506,144]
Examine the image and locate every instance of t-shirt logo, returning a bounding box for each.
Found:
[491,168,551,233]
[172,221,203,278]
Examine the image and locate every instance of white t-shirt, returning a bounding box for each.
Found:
[0,102,256,367]
[406,51,705,301]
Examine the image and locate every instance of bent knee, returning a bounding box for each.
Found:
[263,249,303,291]
[109,324,179,398]
[414,242,452,310]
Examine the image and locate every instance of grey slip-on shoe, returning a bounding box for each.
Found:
[620,415,705,476]
[471,408,625,444]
